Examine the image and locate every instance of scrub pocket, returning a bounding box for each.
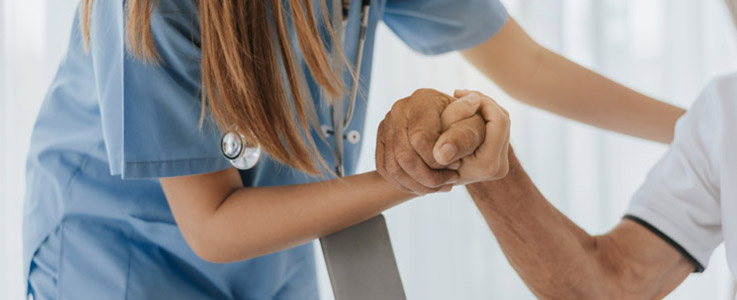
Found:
[57,218,132,299]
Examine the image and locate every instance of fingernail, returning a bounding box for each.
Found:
[439,144,457,162]
[440,185,453,193]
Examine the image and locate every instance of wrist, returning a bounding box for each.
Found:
[369,171,418,203]
[466,147,527,203]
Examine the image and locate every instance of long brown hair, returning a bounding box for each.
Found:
[81,0,348,175]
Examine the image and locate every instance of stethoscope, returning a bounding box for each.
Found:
[221,0,371,177]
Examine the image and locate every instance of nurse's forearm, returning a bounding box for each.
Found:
[466,150,692,299]
[162,169,414,263]
[513,46,683,143]
[463,19,685,143]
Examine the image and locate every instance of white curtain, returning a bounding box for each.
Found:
[1,1,736,300]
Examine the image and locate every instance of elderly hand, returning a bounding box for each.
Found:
[376,89,509,195]
[375,89,485,195]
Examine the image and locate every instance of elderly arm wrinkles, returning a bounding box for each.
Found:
[466,151,693,299]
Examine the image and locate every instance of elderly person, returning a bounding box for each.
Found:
[377,73,737,298]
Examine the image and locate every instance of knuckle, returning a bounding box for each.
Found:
[482,94,496,103]
[412,88,450,106]
[454,126,481,149]
[412,88,435,97]
[391,98,407,111]
[424,173,445,187]
[464,124,482,140]
[382,112,393,124]
[461,99,477,110]
[409,130,433,149]
[474,126,485,142]
[490,115,510,129]
[432,94,452,107]
[396,150,418,171]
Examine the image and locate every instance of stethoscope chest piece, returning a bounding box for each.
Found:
[221,130,262,170]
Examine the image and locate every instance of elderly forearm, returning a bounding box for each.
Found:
[466,152,615,299]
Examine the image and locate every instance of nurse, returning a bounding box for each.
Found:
[24,0,683,299]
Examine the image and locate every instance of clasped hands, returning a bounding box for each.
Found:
[376,89,511,195]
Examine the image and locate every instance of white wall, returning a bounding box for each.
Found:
[1,1,79,299]
[1,1,736,300]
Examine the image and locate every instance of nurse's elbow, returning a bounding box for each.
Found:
[186,230,266,263]
[185,230,240,263]
[179,214,267,263]
[191,244,231,264]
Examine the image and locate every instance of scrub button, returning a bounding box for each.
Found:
[321,125,332,138]
[346,130,361,144]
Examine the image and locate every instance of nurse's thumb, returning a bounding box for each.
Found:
[433,115,485,165]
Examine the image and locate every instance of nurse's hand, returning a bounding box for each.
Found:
[434,90,511,185]
[375,89,487,195]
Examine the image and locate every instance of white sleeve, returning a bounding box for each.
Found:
[625,77,729,272]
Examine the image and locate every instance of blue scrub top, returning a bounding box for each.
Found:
[23,0,508,299]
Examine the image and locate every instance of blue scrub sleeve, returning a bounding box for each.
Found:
[383,0,509,55]
[90,1,231,179]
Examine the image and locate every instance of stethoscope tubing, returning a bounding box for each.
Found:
[332,0,371,177]
[221,0,371,177]
[342,1,371,131]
